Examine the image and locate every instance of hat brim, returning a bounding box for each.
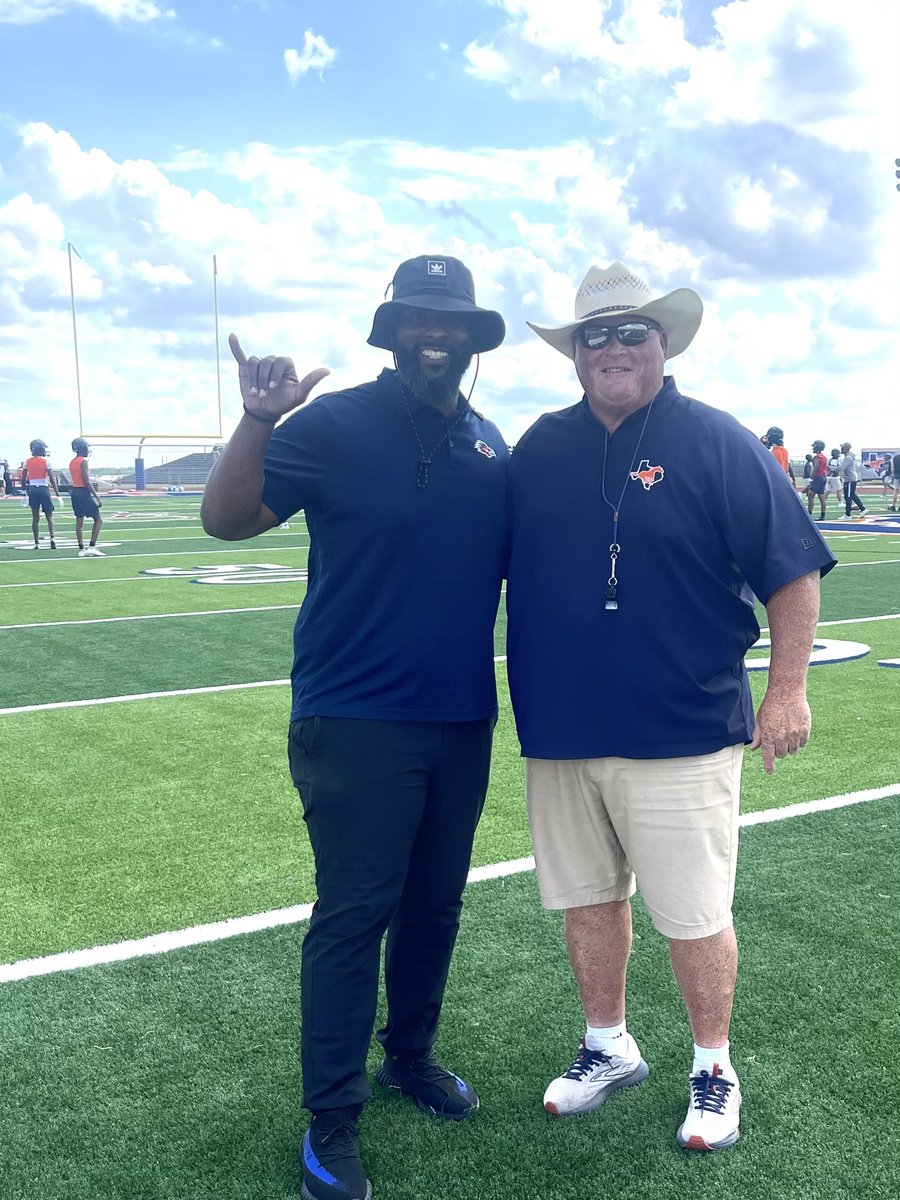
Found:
[368,296,506,354]
[527,288,703,361]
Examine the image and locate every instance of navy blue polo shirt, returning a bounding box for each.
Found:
[506,377,836,760]
[262,368,509,722]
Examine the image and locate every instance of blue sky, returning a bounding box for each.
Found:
[1,0,898,469]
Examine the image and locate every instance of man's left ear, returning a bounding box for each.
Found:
[659,330,668,357]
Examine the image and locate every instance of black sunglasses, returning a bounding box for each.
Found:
[576,321,661,350]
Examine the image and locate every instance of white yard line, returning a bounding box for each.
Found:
[0,678,291,716]
[0,531,309,550]
[0,604,896,636]
[834,559,900,568]
[0,658,510,715]
[0,545,309,582]
[0,604,301,631]
[2,787,896,985]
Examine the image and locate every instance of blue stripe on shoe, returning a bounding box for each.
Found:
[303,1133,342,1190]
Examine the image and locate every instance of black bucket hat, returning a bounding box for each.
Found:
[368,255,505,354]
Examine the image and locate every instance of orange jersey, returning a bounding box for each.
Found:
[772,445,790,473]
[25,455,51,485]
[70,455,87,488]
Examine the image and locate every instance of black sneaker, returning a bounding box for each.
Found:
[376,1051,479,1120]
[301,1109,372,1200]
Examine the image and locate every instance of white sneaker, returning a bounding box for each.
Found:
[84,547,106,556]
[837,515,852,521]
[78,548,89,557]
[677,1064,741,1150]
[543,1035,649,1116]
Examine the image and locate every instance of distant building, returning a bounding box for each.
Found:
[117,451,221,488]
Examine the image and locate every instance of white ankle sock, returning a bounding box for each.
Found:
[692,1041,734,1078]
[585,1020,627,1053]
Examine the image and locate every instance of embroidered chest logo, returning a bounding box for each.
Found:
[474,440,496,459]
[629,459,665,490]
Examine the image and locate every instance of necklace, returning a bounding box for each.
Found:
[402,393,462,488]
[598,398,656,611]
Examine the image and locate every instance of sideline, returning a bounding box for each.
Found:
[2,785,897,985]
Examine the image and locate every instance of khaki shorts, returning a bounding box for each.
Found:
[525,745,743,940]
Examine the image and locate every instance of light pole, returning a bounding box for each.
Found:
[67,242,84,434]
[213,254,223,436]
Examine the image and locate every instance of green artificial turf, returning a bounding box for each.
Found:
[1,796,897,1200]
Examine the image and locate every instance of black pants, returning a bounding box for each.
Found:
[288,715,494,1113]
[844,480,865,515]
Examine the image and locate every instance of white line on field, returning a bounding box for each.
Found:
[756,611,900,636]
[2,788,897,985]
[0,679,291,715]
[814,612,900,629]
[0,658,509,715]
[0,531,310,554]
[0,546,309,583]
[834,559,900,568]
[0,604,301,631]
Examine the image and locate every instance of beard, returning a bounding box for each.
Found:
[394,343,473,409]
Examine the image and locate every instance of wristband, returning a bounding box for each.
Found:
[242,405,277,426]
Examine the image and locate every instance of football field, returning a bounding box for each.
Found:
[1,494,899,1200]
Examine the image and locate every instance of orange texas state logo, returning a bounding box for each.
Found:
[629,459,665,490]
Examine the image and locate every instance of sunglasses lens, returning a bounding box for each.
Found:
[579,322,657,349]
[616,323,651,345]
[581,328,610,349]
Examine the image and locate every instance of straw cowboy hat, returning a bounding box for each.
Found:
[527,261,703,361]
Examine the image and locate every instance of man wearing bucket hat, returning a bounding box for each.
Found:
[506,262,835,1152]
[202,256,507,1200]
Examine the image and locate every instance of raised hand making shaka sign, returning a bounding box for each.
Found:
[228,333,329,423]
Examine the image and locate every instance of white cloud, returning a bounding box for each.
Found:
[1,112,898,465]
[284,30,337,82]
[0,0,172,24]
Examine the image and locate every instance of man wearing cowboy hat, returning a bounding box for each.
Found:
[506,262,835,1152]
[202,255,508,1200]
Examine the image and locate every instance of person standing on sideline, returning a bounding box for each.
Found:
[838,442,867,519]
[21,439,61,549]
[826,448,844,507]
[202,256,508,1200]
[806,440,828,520]
[69,438,105,556]
[764,427,796,485]
[506,261,835,1154]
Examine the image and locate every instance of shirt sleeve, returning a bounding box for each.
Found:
[261,397,334,522]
